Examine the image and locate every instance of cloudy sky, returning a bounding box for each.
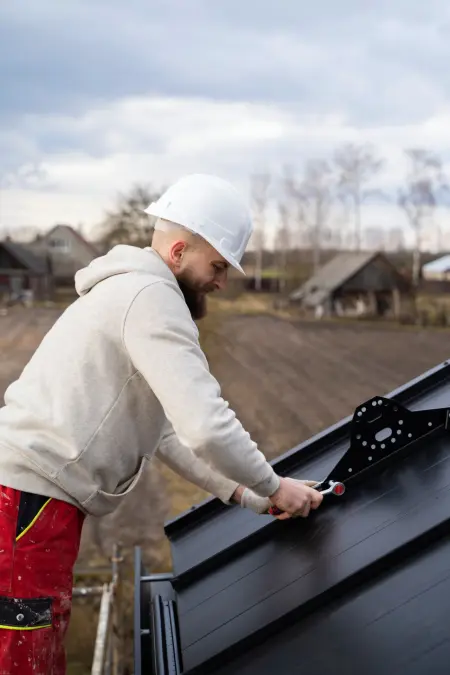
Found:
[2,0,450,246]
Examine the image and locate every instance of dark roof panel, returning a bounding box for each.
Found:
[210,534,450,675]
[135,359,450,675]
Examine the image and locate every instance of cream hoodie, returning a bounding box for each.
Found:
[0,245,280,516]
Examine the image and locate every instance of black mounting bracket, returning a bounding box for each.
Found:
[325,395,450,486]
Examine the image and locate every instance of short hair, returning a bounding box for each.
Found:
[153,218,188,234]
[153,218,203,247]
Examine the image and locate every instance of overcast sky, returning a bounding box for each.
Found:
[2,0,450,245]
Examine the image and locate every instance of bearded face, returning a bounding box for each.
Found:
[178,280,207,320]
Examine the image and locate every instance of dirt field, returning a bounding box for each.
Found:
[202,312,450,459]
[0,307,64,394]
[2,303,450,673]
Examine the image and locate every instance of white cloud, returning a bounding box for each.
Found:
[2,95,450,249]
[3,0,450,250]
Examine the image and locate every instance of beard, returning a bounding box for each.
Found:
[178,280,208,320]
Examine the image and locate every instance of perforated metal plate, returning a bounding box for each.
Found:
[326,396,450,485]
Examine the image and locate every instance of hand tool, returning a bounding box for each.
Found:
[268,480,345,516]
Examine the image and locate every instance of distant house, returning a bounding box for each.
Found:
[422,254,450,281]
[26,224,99,285]
[0,240,51,301]
[289,251,413,319]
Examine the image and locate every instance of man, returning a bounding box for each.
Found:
[0,173,322,673]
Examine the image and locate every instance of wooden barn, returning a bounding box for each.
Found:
[289,251,413,318]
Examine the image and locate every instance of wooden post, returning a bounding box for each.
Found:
[111,542,124,675]
[91,583,113,675]
[392,287,401,318]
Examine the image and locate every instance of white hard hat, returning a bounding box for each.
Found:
[143,173,253,274]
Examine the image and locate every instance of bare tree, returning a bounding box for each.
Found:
[385,226,406,252]
[275,199,291,292]
[97,183,163,249]
[334,143,384,251]
[398,148,448,285]
[290,159,335,275]
[281,164,308,251]
[250,172,271,290]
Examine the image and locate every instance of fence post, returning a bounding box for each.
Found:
[111,542,124,675]
[91,583,113,675]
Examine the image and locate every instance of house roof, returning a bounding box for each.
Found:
[289,251,379,303]
[0,240,47,274]
[134,359,450,674]
[46,224,100,256]
[422,254,450,274]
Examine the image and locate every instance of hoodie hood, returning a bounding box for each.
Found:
[75,245,174,296]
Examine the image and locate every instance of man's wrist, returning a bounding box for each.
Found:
[230,485,245,504]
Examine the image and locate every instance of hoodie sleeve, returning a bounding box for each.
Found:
[156,420,238,504]
[122,280,280,498]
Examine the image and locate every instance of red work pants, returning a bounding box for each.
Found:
[0,486,84,674]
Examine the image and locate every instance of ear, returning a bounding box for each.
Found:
[168,240,187,267]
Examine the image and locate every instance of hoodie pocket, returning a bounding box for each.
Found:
[80,457,148,517]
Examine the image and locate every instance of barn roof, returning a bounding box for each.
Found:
[289,250,380,303]
[0,240,47,274]
[422,254,450,274]
[134,359,450,674]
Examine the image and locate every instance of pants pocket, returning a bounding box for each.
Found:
[0,597,55,675]
[0,596,52,630]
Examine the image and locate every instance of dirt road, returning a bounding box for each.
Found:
[202,314,450,459]
[0,307,63,397]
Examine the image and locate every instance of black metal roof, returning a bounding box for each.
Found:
[134,359,450,675]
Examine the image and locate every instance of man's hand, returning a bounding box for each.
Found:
[269,477,323,520]
[232,479,323,517]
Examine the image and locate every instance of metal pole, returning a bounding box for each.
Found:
[73,586,105,598]
[91,583,113,675]
[111,542,124,675]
